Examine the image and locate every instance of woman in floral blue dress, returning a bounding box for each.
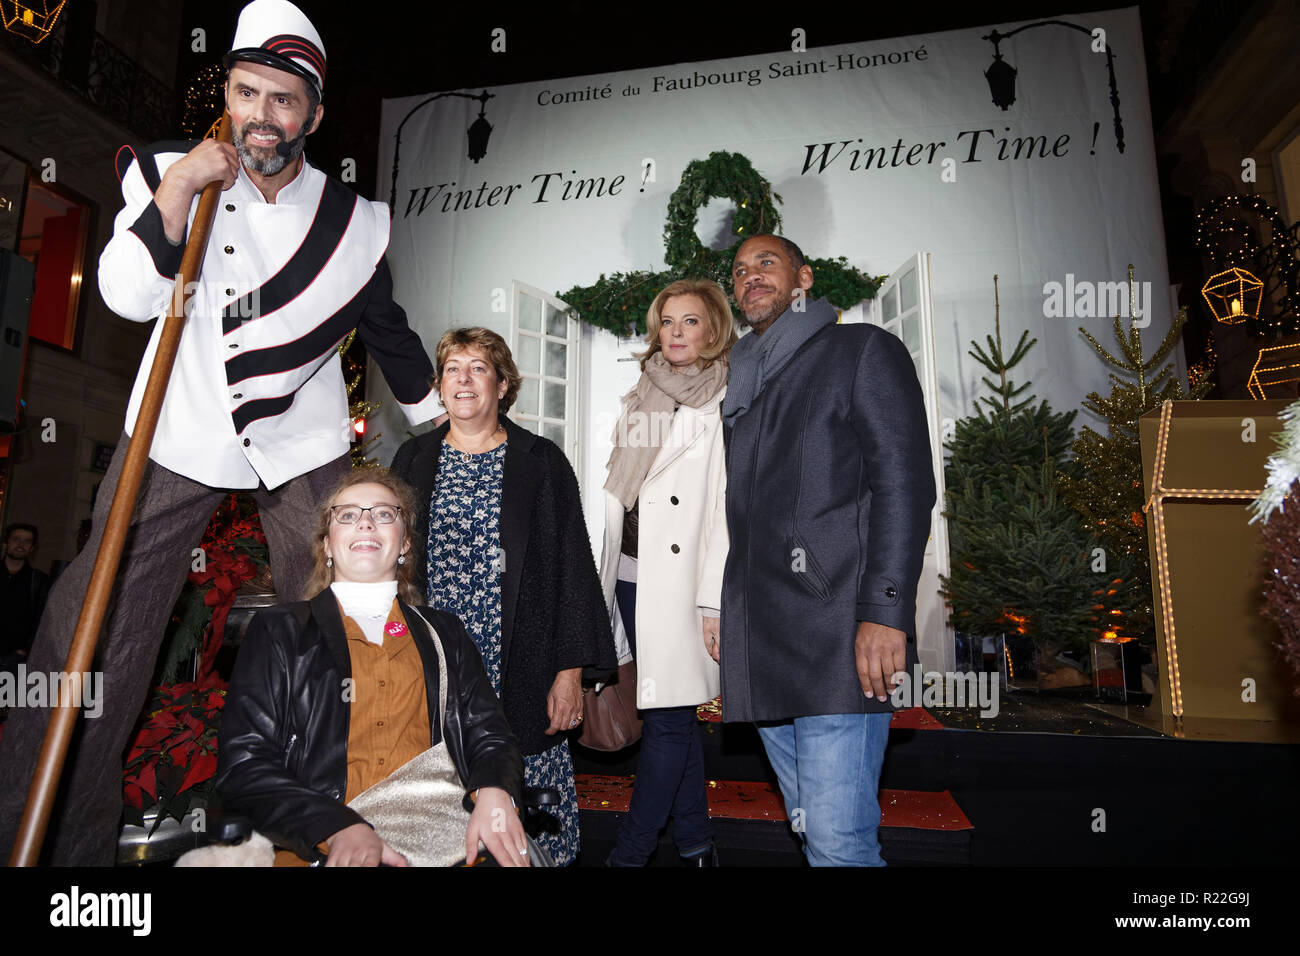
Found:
[392,328,617,865]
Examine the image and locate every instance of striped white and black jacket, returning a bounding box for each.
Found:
[99,142,440,489]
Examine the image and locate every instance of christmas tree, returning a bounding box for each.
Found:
[942,277,1128,672]
[1058,267,1211,646]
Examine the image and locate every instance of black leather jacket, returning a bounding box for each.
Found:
[215,590,523,862]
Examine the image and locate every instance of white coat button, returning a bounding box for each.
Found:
[670,544,680,554]
[670,496,679,505]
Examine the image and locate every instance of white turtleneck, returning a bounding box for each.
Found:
[330,580,399,645]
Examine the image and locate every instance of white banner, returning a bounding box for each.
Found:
[372,6,1172,632]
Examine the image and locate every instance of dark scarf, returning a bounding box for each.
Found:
[722,298,836,424]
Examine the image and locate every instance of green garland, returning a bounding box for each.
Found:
[559,151,881,337]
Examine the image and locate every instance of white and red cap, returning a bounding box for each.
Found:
[225,0,326,98]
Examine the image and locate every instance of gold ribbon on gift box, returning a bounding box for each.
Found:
[1142,400,1262,718]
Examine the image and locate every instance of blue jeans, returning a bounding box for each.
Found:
[757,712,893,866]
[607,580,713,865]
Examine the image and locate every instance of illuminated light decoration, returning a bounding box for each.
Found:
[1187,329,1217,393]
[183,64,228,139]
[1142,400,1261,718]
[1201,267,1264,324]
[336,331,381,468]
[1195,196,1300,336]
[999,610,1028,635]
[0,0,66,43]
[1247,343,1300,400]
[1091,632,1142,701]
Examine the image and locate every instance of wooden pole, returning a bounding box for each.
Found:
[8,114,233,866]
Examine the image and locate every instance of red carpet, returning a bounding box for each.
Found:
[577,774,972,829]
[890,707,945,730]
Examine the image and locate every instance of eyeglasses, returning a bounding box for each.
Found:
[330,504,402,525]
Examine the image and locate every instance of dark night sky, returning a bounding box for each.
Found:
[177,0,1213,201]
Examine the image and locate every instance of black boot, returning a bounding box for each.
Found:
[682,843,719,866]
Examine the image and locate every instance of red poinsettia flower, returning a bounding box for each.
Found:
[124,495,265,826]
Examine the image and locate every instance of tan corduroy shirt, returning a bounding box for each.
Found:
[343,600,433,800]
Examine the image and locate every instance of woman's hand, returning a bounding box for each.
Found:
[544,667,584,734]
[702,616,721,663]
[465,787,531,867]
[324,822,409,867]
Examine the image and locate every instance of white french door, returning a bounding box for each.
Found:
[866,253,953,673]
[508,281,582,467]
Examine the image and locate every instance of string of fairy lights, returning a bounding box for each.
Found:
[1143,400,1263,717]
[182,64,226,139]
[1195,195,1300,335]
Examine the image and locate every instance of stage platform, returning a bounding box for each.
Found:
[571,691,1300,866]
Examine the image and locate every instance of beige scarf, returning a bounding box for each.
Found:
[604,351,727,510]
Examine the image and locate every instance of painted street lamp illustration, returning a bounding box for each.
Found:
[389,89,495,211]
[982,20,1125,154]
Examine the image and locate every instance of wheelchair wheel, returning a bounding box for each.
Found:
[525,834,555,868]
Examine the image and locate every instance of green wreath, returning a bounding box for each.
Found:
[559,151,882,337]
[663,152,782,272]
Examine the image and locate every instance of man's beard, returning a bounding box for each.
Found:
[739,288,789,330]
[235,120,307,175]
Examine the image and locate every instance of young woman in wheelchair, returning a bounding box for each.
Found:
[215,467,530,867]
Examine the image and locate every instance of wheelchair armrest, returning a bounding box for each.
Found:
[522,786,560,808]
[202,809,255,845]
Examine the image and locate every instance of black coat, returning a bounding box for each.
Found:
[721,315,936,722]
[215,590,523,863]
[391,416,617,755]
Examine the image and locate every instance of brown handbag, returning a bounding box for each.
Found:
[578,660,643,751]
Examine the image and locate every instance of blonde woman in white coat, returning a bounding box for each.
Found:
[599,278,737,866]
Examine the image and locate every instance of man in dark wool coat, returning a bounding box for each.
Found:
[720,234,935,866]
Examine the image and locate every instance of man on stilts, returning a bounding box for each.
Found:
[0,0,441,865]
